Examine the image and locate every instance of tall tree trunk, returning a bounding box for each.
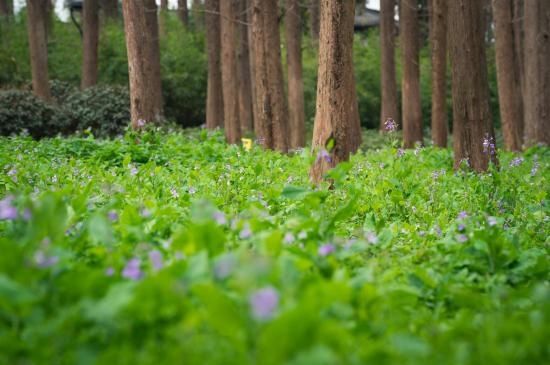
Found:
[310,0,360,183]
[309,0,320,45]
[81,0,100,89]
[220,0,241,143]
[380,0,399,131]
[192,0,204,28]
[178,0,189,26]
[523,0,550,146]
[251,0,289,152]
[492,0,523,151]
[0,0,13,16]
[400,0,423,148]
[100,0,118,19]
[122,0,163,128]
[429,0,447,147]
[205,0,223,129]
[448,0,497,171]
[159,0,168,35]
[237,0,254,133]
[513,0,525,106]
[26,0,51,101]
[285,0,305,148]
[247,0,259,131]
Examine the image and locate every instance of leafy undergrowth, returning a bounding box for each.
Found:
[0,129,548,365]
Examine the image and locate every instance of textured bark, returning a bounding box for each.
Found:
[429,0,447,147]
[0,0,13,16]
[285,0,305,148]
[100,0,118,19]
[237,0,254,133]
[310,0,360,183]
[492,0,523,151]
[513,0,524,102]
[251,0,289,152]
[122,0,164,128]
[448,0,497,171]
[247,0,259,131]
[205,0,223,129]
[220,0,241,143]
[81,0,100,89]
[178,0,189,26]
[192,0,204,28]
[309,0,320,45]
[400,0,423,148]
[380,0,399,131]
[159,0,168,35]
[523,0,550,146]
[26,0,51,101]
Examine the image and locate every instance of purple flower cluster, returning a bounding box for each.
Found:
[316,149,332,164]
[0,196,17,220]
[214,255,235,280]
[396,148,405,158]
[122,258,142,280]
[318,243,335,256]
[482,134,496,155]
[149,250,164,271]
[384,118,398,132]
[213,211,227,225]
[432,169,446,180]
[531,155,539,176]
[249,287,279,320]
[509,157,524,167]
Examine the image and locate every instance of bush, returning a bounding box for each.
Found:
[22,80,77,105]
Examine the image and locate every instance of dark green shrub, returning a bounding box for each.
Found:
[22,80,77,105]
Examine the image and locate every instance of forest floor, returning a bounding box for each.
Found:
[0,129,548,364]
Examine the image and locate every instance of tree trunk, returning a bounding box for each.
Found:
[81,0,100,89]
[178,0,189,26]
[251,0,289,152]
[310,0,360,183]
[309,0,320,45]
[448,0,497,171]
[100,0,118,19]
[429,0,447,147]
[205,0,223,129]
[492,0,523,151]
[26,0,51,101]
[159,0,168,36]
[0,0,13,16]
[380,0,399,132]
[400,0,423,148]
[513,0,525,106]
[247,0,259,131]
[122,0,163,128]
[523,0,550,146]
[220,0,241,143]
[285,0,305,149]
[192,0,204,28]
[237,0,254,133]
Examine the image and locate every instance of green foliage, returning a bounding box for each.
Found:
[0,130,548,364]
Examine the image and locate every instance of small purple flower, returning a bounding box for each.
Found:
[122,258,142,280]
[130,166,138,176]
[213,211,227,225]
[531,156,539,176]
[482,134,496,155]
[384,118,398,132]
[365,231,378,244]
[108,210,118,222]
[298,231,307,240]
[170,187,180,199]
[457,211,468,220]
[22,208,32,221]
[433,225,442,237]
[456,234,468,243]
[0,196,18,220]
[283,232,295,245]
[188,186,196,195]
[136,119,146,128]
[509,157,524,167]
[316,149,332,164]
[239,224,252,239]
[7,168,17,182]
[318,243,335,257]
[33,250,58,268]
[249,287,279,320]
[149,250,163,271]
[396,148,405,158]
[487,216,498,226]
[214,255,235,279]
[140,207,151,218]
[105,267,115,276]
[458,224,466,232]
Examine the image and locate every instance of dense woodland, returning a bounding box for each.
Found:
[0,1,548,364]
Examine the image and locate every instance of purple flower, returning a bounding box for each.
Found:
[396,148,405,158]
[130,166,138,176]
[384,118,398,132]
[249,287,279,320]
[457,211,468,220]
[136,119,146,128]
[170,187,180,199]
[140,207,151,218]
[108,210,118,222]
[22,208,32,221]
[456,234,468,243]
[318,243,335,256]
[458,224,466,232]
[214,255,235,279]
[365,231,378,244]
[509,157,524,167]
[487,216,498,226]
[105,267,115,276]
[283,232,295,245]
[316,149,332,164]
[122,258,142,280]
[239,224,252,239]
[433,225,442,237]
[482,134,496,155]
[188,186,196,195]
[213,211,227,225]
[149,250,164,271]
[531,156,539,176]
[7,168,17,182]
[33,250,58,268]
[0,196,18,220]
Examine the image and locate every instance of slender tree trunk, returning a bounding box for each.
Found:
[285,0,305,148]
[192,0,204,28]
[237,0,254,133]
[0,0,13,16]
[513,0,525,105]
[178,0,189,26]
[122,0,163,128]
[205,0,223,129]
[159,0,168,35]
[251,0,289,152]
[26,0,51,101]
[523,0,550,146]
[220,0,241,143]
[81,0,99,89]
[247,0,259,131]
[309,0,320,45]
[310,0,360,183]
[100,0,118,19]
[448,0,497,171]
[492,0,523,151]
[380,0,399,131]
[400,0,423,148]
[429,0,447,147]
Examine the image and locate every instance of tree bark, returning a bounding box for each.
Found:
[448,0,497,171]
[429,0,447,147]
[178,0,189,26]
[400,0,423,148]
[285,0,305,149]
[82,0,100,89]
[523,0,550,146]
[192,0,204,28]
[310,0,360,183]
[251,0,289,152]
[0,0,13,16]
[309,0,320,45]
[100,0,118,19]
[159,0,168,36]
[237,0,254,133]
[26,0,51,101]
[205,0,223,129]
[380,0,399,132]
[122,0,164,128]
[492,0,523,151]
[220,0,241,143]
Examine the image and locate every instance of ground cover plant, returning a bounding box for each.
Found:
[0,129,548,364]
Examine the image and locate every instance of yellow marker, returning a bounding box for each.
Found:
[242,138,253,151]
